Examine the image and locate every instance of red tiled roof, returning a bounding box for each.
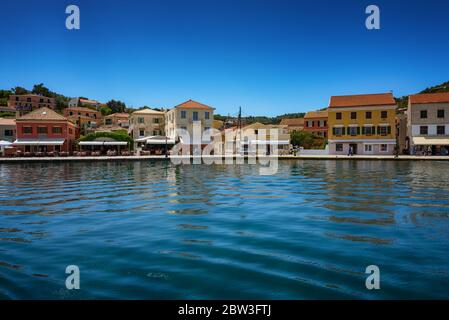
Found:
[304,110,328,118]
[280,118,304,126]
[329,93,396,108]
[174,99,213,110]
[409,92,449,104]
[0,118,16,126]
[16,107,67,121]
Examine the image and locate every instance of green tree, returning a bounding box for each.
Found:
[100,105,113,116]
[290,131,325,149]
[32,83,52,97]
[106,100,126,113]
[11,86,29,95]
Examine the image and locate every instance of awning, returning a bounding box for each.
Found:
[136,136,175,144]
[0,140,13,147]
[13,138,65,146]
[79,141,128,146]
[413,137,449,146]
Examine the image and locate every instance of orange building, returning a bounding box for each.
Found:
[303,110,328,138]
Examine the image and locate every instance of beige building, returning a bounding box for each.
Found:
[104,113,129,128]
[407,92,449,155]
[213,122,290,155]
[129,108,165,148]
[0,118,16,142]
[165,100,214,145]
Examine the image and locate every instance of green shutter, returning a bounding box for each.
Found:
[377,126,380,135]
[342,127,346,135]
[387,126,391,134]
[357,127,360,135]
[332,127,336,135]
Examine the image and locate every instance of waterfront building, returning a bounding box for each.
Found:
[328,93,397,155]
[63,106,102,133]
[8,94,56,116]
[0,105,16,113]
[165,99,214,146]
[0,118,16,142]
[104,113,129,128]
[407,92,449,155]
[129,108,166,150]
[279,118,304,133]
[13,107,76,154]
[213,122,290,155]
[68,97,103,109]
[303,110,328,137]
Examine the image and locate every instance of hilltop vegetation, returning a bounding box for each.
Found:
[396,80,449,110]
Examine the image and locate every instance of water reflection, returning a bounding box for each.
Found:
[0,160,448,299]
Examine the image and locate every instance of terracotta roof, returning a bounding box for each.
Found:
[174,99,213,110]
[16,107,67,121]
[409,92,449,104]
[105,113,129,118]
[0,118,16,126]
[132,108,164,115]
[304,110,328,119]
[329,93,396,108]
[280,118,304,126]
[79,98,101,105]
[65,106,101,113]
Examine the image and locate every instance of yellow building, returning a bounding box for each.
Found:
[327,93,397,155]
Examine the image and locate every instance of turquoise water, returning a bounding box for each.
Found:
[0,160,448,299]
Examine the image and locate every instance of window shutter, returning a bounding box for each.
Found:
[357,127,360,135]
[342,127,346,135]
[332,128,336,135]
[387,126,391,134]
[377,126,380,135]
[362,127,365,135]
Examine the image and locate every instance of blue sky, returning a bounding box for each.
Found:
[1,0,449,116]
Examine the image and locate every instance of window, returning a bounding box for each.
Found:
[39,98,44,103]
[69,111,73,116]
[4,130,13,137]
[381,111,388,119]
[27,98,31,102]
[420,126,428,135]
[437,126,445,135]
[69,128,74,134]
[420,110,427,119]
[105,119,112,125]
[348,127,358,136]
[366,111,372,119]
[153,118,160,124]
[52,127,62,134]
[380,144,388,152]
[38,126,48,134]
[15,97,19,101]
[351,112,357,120]
[138,117,144,124]
[205,111,210,120]
[254,129,259,135]
[364,145,373,152]
[378,126,389,136]
[319,120,325,127]
[333,127,343,136]
[139,129,145,137]
[336,143,343,152]
[363,126,375,135]
[438,109,445,118]
[23,126,33,134]
[336,112,342,120]
[193,111,199,121]
[181,110,187,119]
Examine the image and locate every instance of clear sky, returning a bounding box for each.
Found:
[1,0,449,116]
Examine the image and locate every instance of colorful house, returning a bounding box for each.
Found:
[63,106,102,133]
[0,118,16,142]
[104,113,129,128]
[328,93,397,155]
[13,107,76,154]
[407,92,449,155]
[303,110,328,138]
[8,94,56,116]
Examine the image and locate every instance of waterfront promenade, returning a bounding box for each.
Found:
[1,155,449,162]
